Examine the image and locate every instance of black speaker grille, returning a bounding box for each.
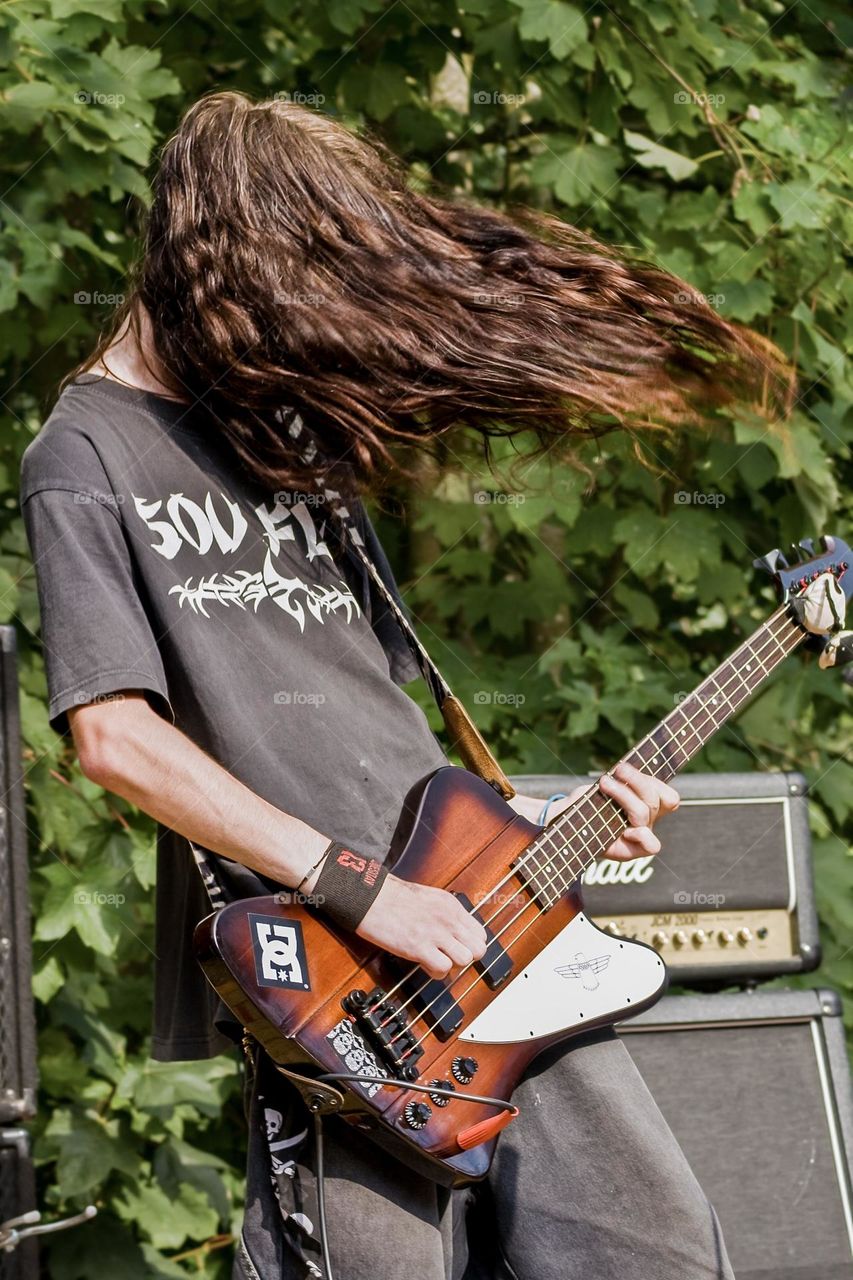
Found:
[0,1133,38,1280]
[624,1019,853,1279]
[0,627,37,1119]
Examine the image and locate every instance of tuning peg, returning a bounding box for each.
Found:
[753,548,788,577]
[798,538,816,557]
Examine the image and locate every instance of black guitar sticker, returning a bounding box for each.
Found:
[249,913,310,990]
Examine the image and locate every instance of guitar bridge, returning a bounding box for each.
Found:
[342,987,425,1079]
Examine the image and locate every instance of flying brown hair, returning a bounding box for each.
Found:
[72,90,794,494]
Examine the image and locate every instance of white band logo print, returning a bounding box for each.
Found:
[132,488,360,629]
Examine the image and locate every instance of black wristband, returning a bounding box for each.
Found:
[313,842,389,931]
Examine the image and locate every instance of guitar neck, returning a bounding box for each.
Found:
[518,604,806,905]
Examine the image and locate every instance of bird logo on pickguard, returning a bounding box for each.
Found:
[555,952,611,991]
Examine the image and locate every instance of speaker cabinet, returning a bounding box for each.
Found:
[0,1129,38,1280]
[0,627,36,1123]
[620,989,853,1279]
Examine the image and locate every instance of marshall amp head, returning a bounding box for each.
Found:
[511,771,819,982]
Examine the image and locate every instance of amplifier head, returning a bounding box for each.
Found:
[511,772,819,981]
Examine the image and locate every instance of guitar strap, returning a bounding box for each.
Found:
[284,409,516,802]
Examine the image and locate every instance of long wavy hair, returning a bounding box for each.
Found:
[72,90,794,494]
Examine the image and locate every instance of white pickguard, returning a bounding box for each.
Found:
[460,912,667,1045]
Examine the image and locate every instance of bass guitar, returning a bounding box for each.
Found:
[194,536,851,1186]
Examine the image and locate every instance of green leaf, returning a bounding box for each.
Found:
[115,1179,219,1250]
[732,181,776,237]
[531,141,622,205]
[2,81,65,131]
[511,0,587,58]
[49,0,125,17]
[32,954,65,1003]
[623,129,698,181]
[44,1109,140,1193]
[767,181,833,231]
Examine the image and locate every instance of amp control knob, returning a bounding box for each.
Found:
[737,927,753,946]
[651,931,668,949]
[718,930,735,946]
[403,1100,432,1130]
[604,921,622,937]
[451,1056,479,1085]
[672,930,688,949]
[692,929,707,947]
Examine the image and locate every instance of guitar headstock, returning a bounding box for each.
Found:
[754,536,852,662]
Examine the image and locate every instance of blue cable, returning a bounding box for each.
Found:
[537,792,568,827]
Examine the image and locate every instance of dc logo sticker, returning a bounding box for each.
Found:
[249,914,310,990]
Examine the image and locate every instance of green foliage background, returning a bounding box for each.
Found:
[1,0,851,1274]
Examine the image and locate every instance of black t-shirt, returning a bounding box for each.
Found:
[20,374,448,1060]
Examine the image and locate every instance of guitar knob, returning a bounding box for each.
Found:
[403,1100,432,1129]
[429,1080,456,1107]
[451,1056,479,1084]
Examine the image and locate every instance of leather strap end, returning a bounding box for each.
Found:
[439,695,516,800]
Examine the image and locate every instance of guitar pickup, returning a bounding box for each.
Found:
[405,976,464,1039]
[455,893,513,989]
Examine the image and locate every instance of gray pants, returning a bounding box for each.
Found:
[234,1030,733,1280]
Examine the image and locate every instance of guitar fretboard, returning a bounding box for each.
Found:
[518,606,806,907]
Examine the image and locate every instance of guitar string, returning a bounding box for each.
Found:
[382,610,803,1051]
[375,606,795,1023]
[379,607,797,1032]
[396,614,806,1057]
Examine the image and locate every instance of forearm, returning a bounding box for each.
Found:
[70,696,329,888]
[507,793,546,822]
